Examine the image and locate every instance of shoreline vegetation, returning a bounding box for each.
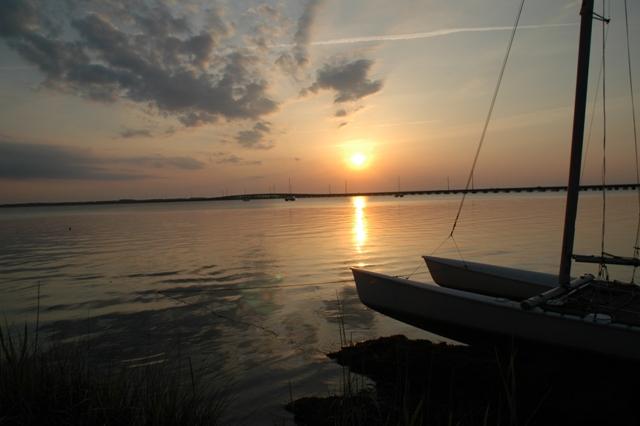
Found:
[3,305,639,425]
[286,335,640,426]
[0,325,226,425]
[1,184,637,209]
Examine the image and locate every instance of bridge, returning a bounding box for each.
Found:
[2,183,638,208]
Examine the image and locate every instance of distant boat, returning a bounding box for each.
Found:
[394,176,404,197]
[352,0,640,359]
[285,177,296,201]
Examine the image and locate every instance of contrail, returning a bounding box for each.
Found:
[308,23,576,47]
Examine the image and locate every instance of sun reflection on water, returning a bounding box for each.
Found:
[352,196,368,253]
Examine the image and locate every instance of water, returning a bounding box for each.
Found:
[0,192,637,423]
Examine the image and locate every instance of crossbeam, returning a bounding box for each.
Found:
[573,253,640,267]
[521,274,594,310]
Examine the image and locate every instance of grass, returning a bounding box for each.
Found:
[0,323,227,425]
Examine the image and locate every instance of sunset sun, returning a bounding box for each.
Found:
[350,152,368,169]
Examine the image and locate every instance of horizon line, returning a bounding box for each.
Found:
[1,182,636,208]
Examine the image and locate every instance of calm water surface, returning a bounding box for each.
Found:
[0,192,637,423]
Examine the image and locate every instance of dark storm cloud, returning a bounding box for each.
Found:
[235,121,273,150]
[276,0,322,76]
[0,1,277,126]
[119,128,153,139]
[0,140,203,180]
[306,59,383,103]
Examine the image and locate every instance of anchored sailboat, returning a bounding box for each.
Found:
[394,176,404,197]
[352,0,640,359]
[285,177,296,201]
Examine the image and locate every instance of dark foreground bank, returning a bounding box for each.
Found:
[286,335,640,426]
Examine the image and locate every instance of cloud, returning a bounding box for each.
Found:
[0,139,203,180]
[306,59,383,103]
[335,109,347,117]
[119,128,153,139]
[276,0,322,76]
[109,155,204,170]
[307,23,575,47]
[244,4,287,52]
[235,121,273,150]
[213,152,261,166]
[0,0,37,37]
[0,1,277,126]
[0,140,141,180]
[338,122,347,128]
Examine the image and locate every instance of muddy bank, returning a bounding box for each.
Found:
[286,335,640,425]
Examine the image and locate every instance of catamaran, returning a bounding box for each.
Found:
[352,0,640,360]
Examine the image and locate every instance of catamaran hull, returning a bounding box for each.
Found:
[352,267,640,360]
[424,256,557,301]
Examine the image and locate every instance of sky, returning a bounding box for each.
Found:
[0,0,639,203]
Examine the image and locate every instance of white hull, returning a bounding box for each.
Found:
[352,267,640,360]
[424,256,557,301]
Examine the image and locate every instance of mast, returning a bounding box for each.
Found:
[559,0,594,286]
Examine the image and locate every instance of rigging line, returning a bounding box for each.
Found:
[155,277,360,335]
[403,262,426,280]
[451,236,466,265]
[448,0,526,238]
[159,288,327,358]
[599,0,609,279]
[430,234,451,255]
[624,0,640,282]
[160,291,279,337]
[157,278,354,294]
[580,27,609,184]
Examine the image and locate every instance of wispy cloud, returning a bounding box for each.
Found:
[276,0,323,76]
[235,121,274,150]
[212,152,262,166]
[118,128,153,139]
[307,23,575,47]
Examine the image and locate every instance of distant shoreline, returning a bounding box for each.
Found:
[1,183,637,208]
